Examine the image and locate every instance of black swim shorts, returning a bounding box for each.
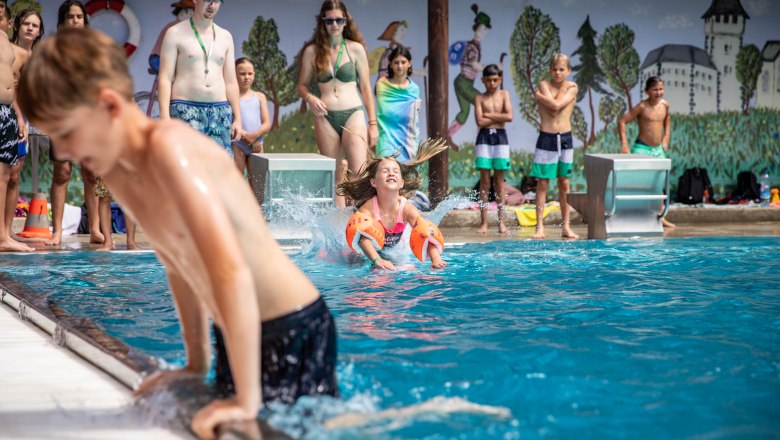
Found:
[214,296,339,404]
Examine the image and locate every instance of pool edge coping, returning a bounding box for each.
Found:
[0,280,154,391]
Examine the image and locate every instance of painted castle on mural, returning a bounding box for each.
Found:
[638,0,779,114]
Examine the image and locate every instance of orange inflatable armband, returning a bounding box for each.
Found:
[409,217,444,262]
[346,211,385,252]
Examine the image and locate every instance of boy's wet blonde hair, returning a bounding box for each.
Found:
[549,53,571,70]
[17,28,134,125]
[337,138,448,209]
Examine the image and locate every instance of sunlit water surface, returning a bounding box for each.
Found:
[2,235,779,439]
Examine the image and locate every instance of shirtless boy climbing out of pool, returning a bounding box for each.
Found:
[19,29,338,439]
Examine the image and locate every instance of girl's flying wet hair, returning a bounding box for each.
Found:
[337,138,448,208]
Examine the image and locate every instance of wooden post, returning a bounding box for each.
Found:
[427,0,448,206]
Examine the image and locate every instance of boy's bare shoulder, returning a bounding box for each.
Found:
[564,81,578,90]
[147,120,189,155]
[501,89,512,99]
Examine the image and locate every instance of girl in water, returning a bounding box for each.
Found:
[339,139,448,271]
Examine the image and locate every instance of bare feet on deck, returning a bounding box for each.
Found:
[90,230,105,244]
[531,227,545,239]
[96,240,113,251]
[477,222,488,234]
[126,240,141,250]
[45,230,62,246]
[561,225,580,240]
[498,220,508,234]
[662,217,676,228]
[0,237,35,252]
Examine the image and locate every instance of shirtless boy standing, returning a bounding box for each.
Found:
[619,76,674,228]
[530,53,579,240]
[0,14,31,252]
[474,64,513,234]
[158,0,243,156]
[19,29,338,438]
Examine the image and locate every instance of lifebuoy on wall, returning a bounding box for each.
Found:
[84,0,141,57]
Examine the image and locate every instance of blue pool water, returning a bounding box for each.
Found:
[1,237,779,439]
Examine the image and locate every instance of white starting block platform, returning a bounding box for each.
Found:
[568,154,671,239]
[249,153,336,210]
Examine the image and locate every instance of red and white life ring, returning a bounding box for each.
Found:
[84,0,141,57]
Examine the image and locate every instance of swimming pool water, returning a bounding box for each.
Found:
[1,237,779,439]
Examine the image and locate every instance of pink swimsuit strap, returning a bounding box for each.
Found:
[372,196,406,234]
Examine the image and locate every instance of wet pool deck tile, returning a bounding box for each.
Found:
[0,304,192,440]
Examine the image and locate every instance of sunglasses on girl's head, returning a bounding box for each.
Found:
[322,17,346,25]
[204,0,223,5]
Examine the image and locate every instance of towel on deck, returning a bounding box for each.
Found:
[513,202,560,227]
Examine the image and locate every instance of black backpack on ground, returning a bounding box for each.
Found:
[733,171,760,202]
[676,167,713,205]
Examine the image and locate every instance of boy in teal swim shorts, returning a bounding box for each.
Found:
[619,76,670,159]
[474,64,513,234]
[619,75,675,227]
[530,53,579,239]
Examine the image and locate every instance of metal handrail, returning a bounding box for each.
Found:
[606,171,617,218]
[659,170,671,219]
[605,169,670,218]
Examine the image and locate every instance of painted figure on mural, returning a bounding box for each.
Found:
[149,0,195,75]
[371,20,409,80]
[448,4,491,148]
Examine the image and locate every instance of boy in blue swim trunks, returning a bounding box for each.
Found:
[530,53,579,240]
[474,64,513,234]
[19,29,337,437]
[158,0,243,156]
[619,76,675,227]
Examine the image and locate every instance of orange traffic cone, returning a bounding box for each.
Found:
[17,192,52,240]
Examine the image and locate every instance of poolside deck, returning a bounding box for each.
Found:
[0,303,191,440]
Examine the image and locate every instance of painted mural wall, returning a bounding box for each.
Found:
[12,0,780,196]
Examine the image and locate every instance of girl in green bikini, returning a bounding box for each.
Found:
[298,0,378,208]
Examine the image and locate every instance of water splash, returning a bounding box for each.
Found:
[422,194,472,225]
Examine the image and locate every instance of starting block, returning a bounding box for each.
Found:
[568,154,671,239]
[249,153,336,212]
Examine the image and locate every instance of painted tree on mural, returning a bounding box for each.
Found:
[597,23,639,112]
[572,106,588,147]
[509,5,560,130]
[242,16,297,129]
[736,44,762,115]
[598,95,625,128]
[572,15,608,148]
[10,0,41,16]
